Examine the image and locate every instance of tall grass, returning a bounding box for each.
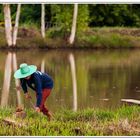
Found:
[0,105,140,136]
[77,27,140,48]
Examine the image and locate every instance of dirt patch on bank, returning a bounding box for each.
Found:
[110,29,140,37]
[18,27,40,38]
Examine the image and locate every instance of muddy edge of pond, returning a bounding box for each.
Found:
[0,46,139,52]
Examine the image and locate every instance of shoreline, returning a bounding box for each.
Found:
[1,27,140,49]
[0,46,139,52]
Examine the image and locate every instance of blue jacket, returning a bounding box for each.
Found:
[20,71,53,107]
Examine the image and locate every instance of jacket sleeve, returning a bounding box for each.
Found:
[20,79,28,94]
[34,75,42,107]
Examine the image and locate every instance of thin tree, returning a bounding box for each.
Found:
[13,4,21,46]
[3,4,21,47]
[69,4,78,45]
[41,4,45,38]
[3,4,12,46]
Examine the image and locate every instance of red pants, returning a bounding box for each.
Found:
[36,89,51,116]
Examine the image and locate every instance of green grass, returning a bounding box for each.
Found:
[77,27,140,48]
[0,105,140,136]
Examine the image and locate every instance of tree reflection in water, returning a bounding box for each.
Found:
[1,52,22,107]
[69,53,77,112]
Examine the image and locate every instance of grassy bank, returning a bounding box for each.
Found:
[1,26,140,48]
[77,27,140,48]
[0,105,140,136]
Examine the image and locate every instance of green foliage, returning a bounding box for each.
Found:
[47,4,89,38]
[1,4,140,28]
[88,4,140,27]
[51,4,73,34]
[77,5,89,32]
[20,4,41,25]
[46,27,67,38]
[0,5,4,22]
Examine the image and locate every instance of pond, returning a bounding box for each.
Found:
[0,49,140,112]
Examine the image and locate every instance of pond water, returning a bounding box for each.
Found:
[0,49,140,112]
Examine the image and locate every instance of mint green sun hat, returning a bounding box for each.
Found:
[14,63,37,79]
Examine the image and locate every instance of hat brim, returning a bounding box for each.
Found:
[14,65,37,79]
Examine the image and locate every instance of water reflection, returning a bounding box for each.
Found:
[41,59,45,73]
[1,52,22,107]
[1,52,12,107]
[12,53,22,106]
[0,50,140,111]
[69,53,77,112]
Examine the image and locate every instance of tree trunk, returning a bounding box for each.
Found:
[69,53,77,112]
[13,4,21,46]
[69,4,78,45]
[13,53,22,106]
[3,4,12,47]
[1,52,12,107]
[41,4,45,38]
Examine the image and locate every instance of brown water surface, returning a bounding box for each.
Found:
[0,49,140,112]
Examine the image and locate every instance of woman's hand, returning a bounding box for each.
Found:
[35,107,40,112]
[25,93,32,99]
[16,86,21,91]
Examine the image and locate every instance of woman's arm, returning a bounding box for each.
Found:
[20,79,28,93]
[20,79,31,99]
[34,75,42,107]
